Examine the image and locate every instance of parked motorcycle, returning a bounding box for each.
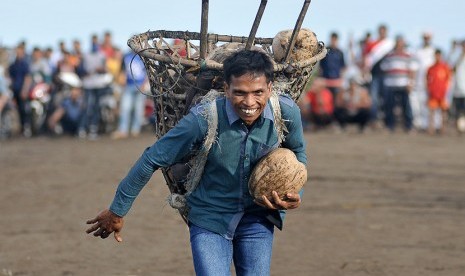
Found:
[29,82,51,134]
[98,74,118,134]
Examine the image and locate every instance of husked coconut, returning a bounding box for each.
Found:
[249,148,307,203]
[206,42,265,63]
[272,28,319,63]
[206,42,245,63]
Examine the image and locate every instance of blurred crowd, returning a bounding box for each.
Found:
[1,25,465,141]
[301,24,465,135]
[0,31,154,140]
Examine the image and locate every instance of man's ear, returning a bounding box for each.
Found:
[224,82,229,97]
[267,82,272,93]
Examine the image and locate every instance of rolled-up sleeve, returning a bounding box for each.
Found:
[109,111,207,216]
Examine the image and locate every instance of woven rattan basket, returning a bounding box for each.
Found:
[127,0,327,222]
[128,30,327,137]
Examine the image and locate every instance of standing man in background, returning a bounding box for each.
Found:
[380,35,416,132]
[111,49,148,139]
[412,32,435,132]
[9,43,32,137]
[364,24,395,126]
[319,32,346,106]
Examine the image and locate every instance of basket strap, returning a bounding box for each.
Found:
[269,92,287,144]
[167,90,220,212]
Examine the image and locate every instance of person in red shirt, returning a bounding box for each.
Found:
[304,78,334,130]
[426,49,451,134]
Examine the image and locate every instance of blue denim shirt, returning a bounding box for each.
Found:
[109,95,307,238]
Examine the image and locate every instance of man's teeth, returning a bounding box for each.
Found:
[241,108,258,115]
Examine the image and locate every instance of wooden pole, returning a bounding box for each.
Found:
[245,0,268,50]
[200,0,209,59]
[284,0,311,63]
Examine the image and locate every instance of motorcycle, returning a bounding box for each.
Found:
[99,85,118,134]
[29,82,51,135]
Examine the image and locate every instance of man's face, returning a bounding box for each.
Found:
[224,73,272,126]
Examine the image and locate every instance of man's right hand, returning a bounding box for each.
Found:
[86,209,124,242]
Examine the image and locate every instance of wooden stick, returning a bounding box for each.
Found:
[284,0,311,63]
[245,0,268,50]
[200,0,209,59]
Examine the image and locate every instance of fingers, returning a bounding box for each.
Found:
[256,191,301,210]
[85,223,100,234]
[286,192,301,202]
[86,217,98,225]
[114,230,123,242]
[93,228,104,237]
[261,194,277,210]
[101,231,111,239]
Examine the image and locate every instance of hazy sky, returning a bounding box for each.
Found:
[1,0,463,53]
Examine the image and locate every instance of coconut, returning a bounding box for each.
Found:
[206,42,265,63]
[206,42,245,63]
[272,28,319,63]
[248,148,307,203]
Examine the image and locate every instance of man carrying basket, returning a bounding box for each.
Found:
[86,49,307,275]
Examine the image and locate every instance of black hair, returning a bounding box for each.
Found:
[223,50,274,85]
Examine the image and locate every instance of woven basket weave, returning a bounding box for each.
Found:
[128,30,327,138]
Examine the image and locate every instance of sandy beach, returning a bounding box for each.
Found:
[1,129,464,276]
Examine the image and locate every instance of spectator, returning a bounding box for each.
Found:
[78,37,111,139]
[412,32,435,131]
[0,63,10,118]
[8,43,32,137]
[380,35,416,132]
[319,32,346,104]
[364,24,395,123]
[30,47,53,85]
[91,34,100,53]
[100,31,115,59]
[111,49,148,139]
[451,40,465,133]
[334,77,371,132]
[70,39,84,75]
[305,78,334,130]
[426,49,452,135]
[50,40,67,69]
[48,73,84,135]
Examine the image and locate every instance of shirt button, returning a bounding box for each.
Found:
[245,154,249,159]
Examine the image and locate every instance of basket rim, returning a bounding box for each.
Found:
[127,30,327,73]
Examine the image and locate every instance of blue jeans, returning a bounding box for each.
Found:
[384,87,413,131]
[189,213,274,276]
[117,84,145,134]
[369,74,385,121]
[79,87,107,133]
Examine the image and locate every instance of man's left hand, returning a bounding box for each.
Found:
[255,191,301,210]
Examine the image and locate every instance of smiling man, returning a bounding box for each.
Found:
[86,50,307,275]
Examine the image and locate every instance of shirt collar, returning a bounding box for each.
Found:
[225,98,274,126]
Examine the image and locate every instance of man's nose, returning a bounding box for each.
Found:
[243,94,255,106]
